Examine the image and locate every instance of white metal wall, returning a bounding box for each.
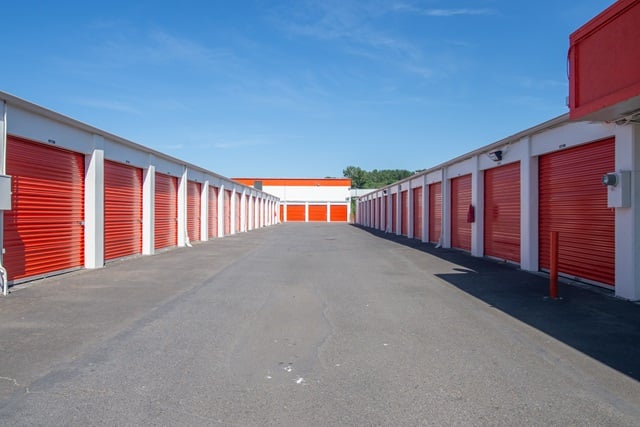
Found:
[0,91,280,284]
[357,116,640,300]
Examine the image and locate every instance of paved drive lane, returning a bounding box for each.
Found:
[1,223,639,425]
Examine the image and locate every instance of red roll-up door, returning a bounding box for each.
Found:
[309,204,327,222]
[249,196,254,230]
[209,186,218,238]
[428,183,442,243]
[539,138,615,286]
[330,204,348,222]
[245,194,250,231]
[154,173,177,250]
[484,163,520,263]
[254,197,259,228]
[105,161,142,261]
[235,193,241,232]
[4,136,84,281]
[187,181,201,242]
[279,204,284,222]
[380,197,386,231]
[224,190,231,235]
[391,194,397,233]
[400,191,408,236]
[451,175,472,251]
[287,205,305,221]
[413,187,423,240]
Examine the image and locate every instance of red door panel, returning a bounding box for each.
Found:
[428,183,442,244]
[154,173,177,250]
[105,161,142,260]
[413,187,423,240]
[4,136,84,281]
[539,138,614,285]
[309,205,327,222]
[401,191,409,236]
[484,163,521,263]
[391,194,397,233]
[224,190,231,235]
[451,175,472,251]
[330,205,348,222]
[209,186,218,238]
[187,181,201,242]
[235,193,241,232]
[287,205,305,221]
[380,197,386,231]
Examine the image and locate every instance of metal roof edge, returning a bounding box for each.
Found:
[361,113,570,198]
[0,90,273,197]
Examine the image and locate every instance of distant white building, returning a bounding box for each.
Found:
[234,178,352,222]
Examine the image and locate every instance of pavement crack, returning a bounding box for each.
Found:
[0,376,22,388]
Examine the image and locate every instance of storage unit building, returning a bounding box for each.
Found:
[356,111,638,299]
[0,91,279,287]
[233,178,351,223]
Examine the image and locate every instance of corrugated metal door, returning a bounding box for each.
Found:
[428,183,441,243]
[309,204,327,221]
[484,163,521,263]
[235,193,241,232]
[104,160,142,261]
[250,196,256,229]
[279,205,284,222]
[380,197,386,231]
[401,191,408,236]
[253,198,258,227]
[187,181,201,242]
[391,194,397,233]
[224,190,231,235]
[209,186,218,238]
[330,205,348,222]
[372,199,377,228]
[287,205,306,221]
[451,175,472,251]
[413,187,423,240]
[539,138,615,286]
[154,173,177,250]
[4,136,84,281]
[245,194,250,230]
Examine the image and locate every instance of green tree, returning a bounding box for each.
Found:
[343,166,414,189]
[342,166,367,188]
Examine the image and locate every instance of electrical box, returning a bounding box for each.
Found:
[0,175,11,210]
[605,171,631,208]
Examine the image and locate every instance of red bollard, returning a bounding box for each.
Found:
[550,231,559,299]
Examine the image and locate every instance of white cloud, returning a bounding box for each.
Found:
[271,1,433,79]
[421,9,494,17]
[516,76,568,89]
[71,97,141,114]
[392,4,495,17]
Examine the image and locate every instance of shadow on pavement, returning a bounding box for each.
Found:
[355,225,640,382]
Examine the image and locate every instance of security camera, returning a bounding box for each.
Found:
[602,173,618,187]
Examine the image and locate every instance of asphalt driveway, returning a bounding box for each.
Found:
[1,223,639,426]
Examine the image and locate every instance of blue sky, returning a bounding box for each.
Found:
[2,0,613,178]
